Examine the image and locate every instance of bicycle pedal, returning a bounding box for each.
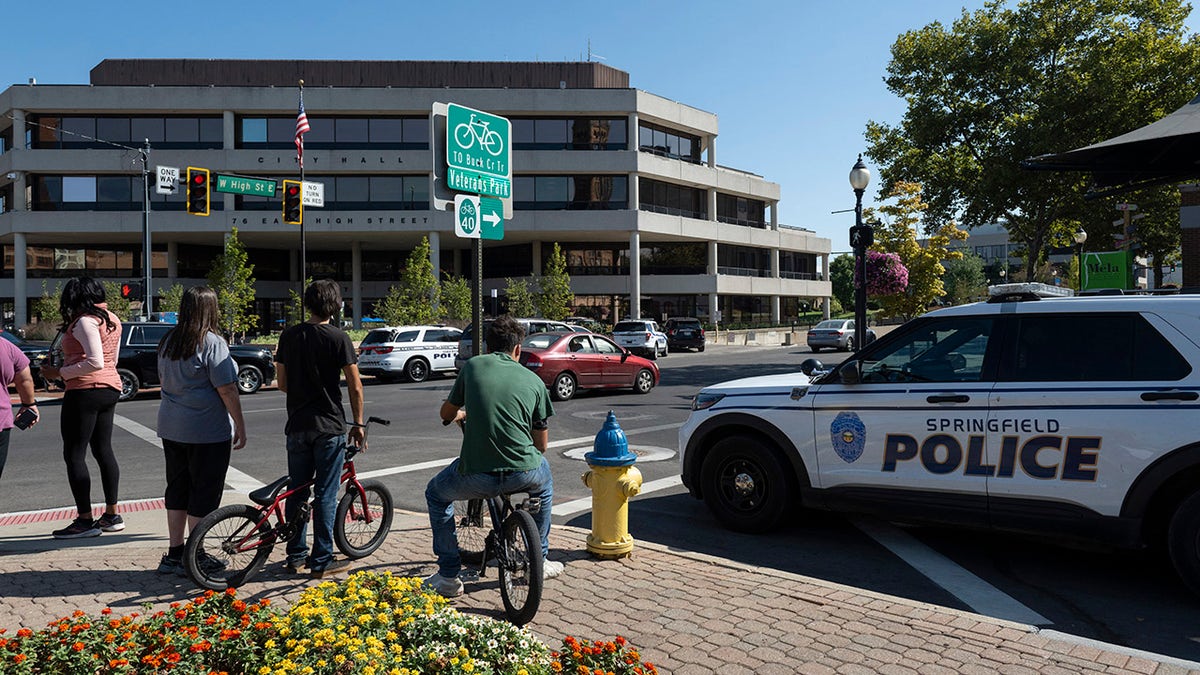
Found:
[520,498,541,514]
[459,570,480,582]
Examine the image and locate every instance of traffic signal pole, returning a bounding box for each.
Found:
[139,140,152,320]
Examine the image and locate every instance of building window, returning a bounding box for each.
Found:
[716,193,766,227]
[510,117,626,151]
[3,245,165,279]
[638,123,702,164]
[236,175,429,210]
[780,251,819,280]
[28,115,222,149]
[29,175,209,211]
[717,244,770,278]
[641,243,706,275]
[638,178,706,219]
[238,116,429,150]
[513,175,627,210]
[554,245,630,276]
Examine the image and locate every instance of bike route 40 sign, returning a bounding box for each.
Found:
[454,194,504,241]
[446,103,511,199]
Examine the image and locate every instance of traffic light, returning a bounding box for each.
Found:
[186,167,210,216]
[282,180,303,224]
[120,281,142,300]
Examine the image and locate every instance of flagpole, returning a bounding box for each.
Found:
[298,79,307,299]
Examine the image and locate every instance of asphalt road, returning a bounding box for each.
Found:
[3,343,1199,662]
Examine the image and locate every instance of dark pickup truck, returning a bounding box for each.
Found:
[51,322,275,402]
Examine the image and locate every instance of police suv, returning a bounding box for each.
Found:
[678,286,1200,595]
[356,325,461,382]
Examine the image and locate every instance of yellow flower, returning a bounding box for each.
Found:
[334,655,346,665]
[264,640,276,649]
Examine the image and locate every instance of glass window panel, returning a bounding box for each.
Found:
[242,118,267,143]
[639,125,653,149]
[55,249,85,270]
[336,176,369,202]
[62,118,96,141]
[336,118,369,143]
[318,177,335,202]
[513,119,535,143]
[514,176,535,202]
[87,250,118,271]
[267,117,295,143]
[165,118,199,143]
[653,129,668,152]
[116,250,134,272]
[62,177,96,202]
[96,177,131,202]
[610,176,627,205]
[678,136,692,159]
[402,118,429,144]
[98,118,131,143]
[369,176,404,202]
[535,119,568,145]
[152,250,167,270]
[666,134,680,157]
[403,176,429,205]
[369,119,403,143]
[305,116,333,143]
[608,119,626,145]
[130,118,164,143]
[536,176,569,203]
[200,118,223,144]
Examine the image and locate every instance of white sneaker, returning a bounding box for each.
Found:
[543,559,565,579]
[423,572,464,598]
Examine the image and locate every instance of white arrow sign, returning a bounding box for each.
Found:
[482,211,501,227]
[156,165,179,195]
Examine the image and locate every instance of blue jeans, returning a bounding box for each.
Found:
[285,432,346,571]
[425,456,554,579]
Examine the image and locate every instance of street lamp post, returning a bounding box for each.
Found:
[848,155,872,351]
[1074,229,1088,291]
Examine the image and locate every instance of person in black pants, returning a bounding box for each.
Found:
[40,277,125,539]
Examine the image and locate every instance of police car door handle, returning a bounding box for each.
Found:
[927,394,970,404]
[1141,390,1199,402]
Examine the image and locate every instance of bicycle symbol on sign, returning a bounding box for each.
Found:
[454,114,505,157]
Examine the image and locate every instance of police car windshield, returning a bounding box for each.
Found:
[360,330,394,346]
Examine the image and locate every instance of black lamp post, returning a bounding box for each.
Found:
[1074,229,1088,291]
[848,155,872,351]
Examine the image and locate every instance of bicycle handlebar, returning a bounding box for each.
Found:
[347,417,391,428]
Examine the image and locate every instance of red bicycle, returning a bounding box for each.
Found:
[184,417,393,590]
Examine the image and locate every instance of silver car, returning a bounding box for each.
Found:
[806,319,876,352]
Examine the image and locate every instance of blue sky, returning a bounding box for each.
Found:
[2,1,1029,251]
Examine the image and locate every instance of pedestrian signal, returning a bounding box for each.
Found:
[283,180,303,224]
[120,282,142,299]
[186,167,210,216]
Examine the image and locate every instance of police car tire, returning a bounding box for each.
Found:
[405,358,430,383]
[1167,490,1200,597]
[701,435,792,533]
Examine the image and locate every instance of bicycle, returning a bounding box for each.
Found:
[184,417,393,591]
[453,114,505,156]
[444,420,543,626]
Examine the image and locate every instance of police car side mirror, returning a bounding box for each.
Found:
[836,360,863,384]
[800,358,824,377]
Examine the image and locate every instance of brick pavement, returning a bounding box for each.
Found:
[1,506,1198,674]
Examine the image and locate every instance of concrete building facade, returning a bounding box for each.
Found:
[0,60,830,329]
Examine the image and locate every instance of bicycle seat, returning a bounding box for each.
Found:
[249,476,290,506]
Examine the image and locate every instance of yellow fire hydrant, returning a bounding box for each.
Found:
[582,411,643,559]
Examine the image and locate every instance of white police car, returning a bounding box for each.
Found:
[679,286,1200,595]
[357,325,461,382]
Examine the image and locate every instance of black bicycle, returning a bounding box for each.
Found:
[185,417,393,590]
[445,420,543,625]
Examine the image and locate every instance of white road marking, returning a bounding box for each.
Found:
[552,475,683,517]
[113,414,263,493]
[356,457,454,479]
[851,516,1050,625]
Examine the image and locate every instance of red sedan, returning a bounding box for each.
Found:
[518,332,660,401]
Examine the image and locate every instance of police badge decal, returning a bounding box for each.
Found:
[831,412,866,463]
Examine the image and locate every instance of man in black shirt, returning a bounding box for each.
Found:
[274,279,365,579]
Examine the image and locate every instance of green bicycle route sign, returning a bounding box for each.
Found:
[454,194,504,241]
[446,103,511,199]
[215,174,277,198]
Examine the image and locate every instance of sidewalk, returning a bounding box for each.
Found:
[1,502,1198,674]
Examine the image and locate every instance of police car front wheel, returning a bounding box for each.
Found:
[701,435,792,533]
[1167,490,1200,597]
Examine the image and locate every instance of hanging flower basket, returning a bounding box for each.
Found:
[856,250,909,296]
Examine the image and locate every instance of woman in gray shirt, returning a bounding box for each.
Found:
[154,286,247,576]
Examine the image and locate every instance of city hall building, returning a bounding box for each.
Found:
[0,60,831,329]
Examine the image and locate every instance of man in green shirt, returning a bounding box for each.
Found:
[425,315,562,597]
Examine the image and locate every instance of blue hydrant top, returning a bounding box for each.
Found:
[585,411,638,467]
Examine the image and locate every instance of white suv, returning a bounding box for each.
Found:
[612,319,669,358]
[357,325,462,382]
[679,288,1200,595]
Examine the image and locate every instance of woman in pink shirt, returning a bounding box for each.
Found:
[40,277,124,539]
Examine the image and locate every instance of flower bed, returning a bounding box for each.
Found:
[0,571,656,675]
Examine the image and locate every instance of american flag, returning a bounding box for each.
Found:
[295,92,311,168]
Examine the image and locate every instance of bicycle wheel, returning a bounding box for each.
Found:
[482,129,504,156]
[498,509,543,626]
[334,480,394,558]
[185,504,275,591]
[454,499,488,564]
[453,123,475,149]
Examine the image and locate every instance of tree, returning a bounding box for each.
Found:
[101,281,133,321]
[376,237,441,327]
[943,253,987,305]
[207,227,258,340]
[865,0,1200,280]
[504,277,537,318]
[159,283,185,314]
[439,275,471,323]
[829,254,855,311]
[536,243,574,321]
[284,277,314,328]
[866,181,968,319]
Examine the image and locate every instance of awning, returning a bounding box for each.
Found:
[1021,94,1200,196]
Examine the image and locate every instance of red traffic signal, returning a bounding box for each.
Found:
[186,167,210,216]
[282,180,303,224]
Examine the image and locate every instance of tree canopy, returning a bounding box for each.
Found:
[536,243,574,321]
[207,227,257,339]
[865,0,1200,279]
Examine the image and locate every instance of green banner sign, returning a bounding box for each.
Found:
[215,174,277,198]
[446,103,511,199]
[1081,250,1133,291]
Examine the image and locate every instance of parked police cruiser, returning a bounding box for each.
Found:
[679,284,1200,595]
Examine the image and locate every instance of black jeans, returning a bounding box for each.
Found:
[0,427,11,481]
[61,387,121,514]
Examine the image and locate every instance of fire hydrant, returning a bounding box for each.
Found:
[582,411,643,558]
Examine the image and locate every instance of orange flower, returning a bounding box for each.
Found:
[232,600,246,612]
[260,598,270,606]
[109,658,129,667]
[72,641,85,652]
[550,662,563,673]
[72,610,85,618]
[100,607,112,615]
[174,610,187,620]
[13,654,26,664]
[223,588,236,597]
[615,636,627,646]
[15,628,32,638]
